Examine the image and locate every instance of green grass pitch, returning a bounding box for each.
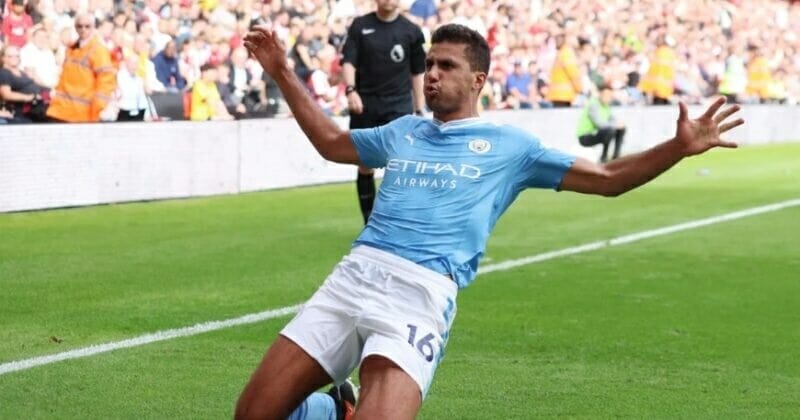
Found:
[1,143,799,418]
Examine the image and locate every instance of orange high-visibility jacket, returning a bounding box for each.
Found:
[46,36,116,122]
[746,56,771,99]
[639,45,676,100]
[546,46,582,103]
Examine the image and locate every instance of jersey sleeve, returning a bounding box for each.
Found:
[349,115,413,169]
[349,125,389,169]
[519,133,576,190]
[341,19,360,66]
[409,26,426,75]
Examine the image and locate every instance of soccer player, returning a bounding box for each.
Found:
[237,24,743,419]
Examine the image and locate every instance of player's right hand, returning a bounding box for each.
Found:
[244,25,288,77]
[347,91,364,115]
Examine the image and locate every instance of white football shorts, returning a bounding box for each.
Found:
[280,245,458,398]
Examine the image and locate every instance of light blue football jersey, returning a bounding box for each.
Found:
[350,115,576,288]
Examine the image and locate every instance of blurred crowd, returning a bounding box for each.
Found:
[0,0,798,124]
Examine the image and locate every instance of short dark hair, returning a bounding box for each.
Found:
[430,24,490,74]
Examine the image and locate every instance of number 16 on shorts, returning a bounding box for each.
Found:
[407,324,436,362]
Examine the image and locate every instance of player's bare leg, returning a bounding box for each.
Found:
[235,335,333,420]
[354,355,422,420]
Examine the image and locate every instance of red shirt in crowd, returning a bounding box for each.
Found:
[2,11,33,48]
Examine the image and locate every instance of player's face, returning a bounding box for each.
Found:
[424,42,483,115]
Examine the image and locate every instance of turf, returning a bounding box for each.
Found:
[1,143,799,418]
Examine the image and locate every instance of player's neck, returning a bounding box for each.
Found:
[376,9,399,22]
[432,108,480,124]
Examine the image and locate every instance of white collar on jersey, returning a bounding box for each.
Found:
[431,117,485,129]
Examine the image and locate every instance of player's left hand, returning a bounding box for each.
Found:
[675,97,744,156]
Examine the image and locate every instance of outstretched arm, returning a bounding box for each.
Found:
[244,26,360,165]
[560,97,744,197]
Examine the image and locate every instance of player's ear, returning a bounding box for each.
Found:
[473,71,487,92]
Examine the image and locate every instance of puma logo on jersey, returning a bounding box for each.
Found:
[404,135,415,145]
[362,28,376,35]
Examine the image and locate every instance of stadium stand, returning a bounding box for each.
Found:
[0,0,798,124]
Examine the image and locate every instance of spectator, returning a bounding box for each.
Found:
[97,19,114,47]
[483,66,509,110]
[107,26,127,69]
[178,37,201,87]
[19,25,57,88]
[152,39,186,92]
[765,67,788,104]
[308,44,345,116]
[546,34,583,107]
[289,24,318,82]
[576,85,626,163]
[23,0,43,24]
[746,45,772,103]
[260,70,285,117]
[133,34,163,93]
[189,62,232,121]
[328,18,347,52]
[152,17,174,53]
[409,0,437,20]
[0,45,47,122]
[115,54,149,121]
[452,1,487,37]
[53,26,74,68]
[527,62,552,108]
[46,13,116,123]
[2,0,34,48]
[216,64,245,117]
[505,60,532,109]
[621,52,645,105]
[639,34,677,105]
[248,1,272,29]
[227,45,262,113]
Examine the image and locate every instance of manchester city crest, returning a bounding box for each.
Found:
[468,139,492,154]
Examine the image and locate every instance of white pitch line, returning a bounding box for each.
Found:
[2,198,799,376]
[479,198,800,275]
[0,305,302,376]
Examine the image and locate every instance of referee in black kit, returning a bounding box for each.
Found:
[342,0,426,224]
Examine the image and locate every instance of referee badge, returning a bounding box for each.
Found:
[390,44,405,63]
[468,139,492,154]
